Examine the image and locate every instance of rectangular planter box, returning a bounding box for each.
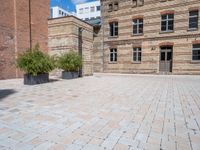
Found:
[62,71,79,79]
[24,73,49,85]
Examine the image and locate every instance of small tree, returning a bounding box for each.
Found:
[16,44,56,76]
[58,52,82,72]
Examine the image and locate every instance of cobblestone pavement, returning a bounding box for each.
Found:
[0,74,200,150]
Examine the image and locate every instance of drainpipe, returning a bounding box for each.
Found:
[29,0,32,49]
[101,0,105,72]
[78,27,83,77]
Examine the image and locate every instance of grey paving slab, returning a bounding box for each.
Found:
[0,74,200,150]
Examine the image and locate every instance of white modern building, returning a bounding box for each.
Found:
[76,0,101,21]
[50,6,75,18]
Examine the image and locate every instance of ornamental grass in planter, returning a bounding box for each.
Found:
[16,44,56,85]
[57,52,82,79]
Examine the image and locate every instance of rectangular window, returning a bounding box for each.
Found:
[108,3,113,12]
[192,44,200,60]
[114,2,119,11]
[133,47,141,62]
[189,10,199,29]
[161,14,174,32]
[79,8,83,14]
[133,18,143,34]
[85,7,89,13]
[138,0,144,6]
[90,6,95,12]
[97,6,101,11]
[110,48,117,62]
[132,0,137,7]
[109,22,118,37]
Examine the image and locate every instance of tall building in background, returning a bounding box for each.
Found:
[50,6,75,18]
[76,0,101,21]
[0,0,49,79]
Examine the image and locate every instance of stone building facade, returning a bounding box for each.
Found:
[95,0,200,74]
[48,16,93,76]
[0,0,49,79]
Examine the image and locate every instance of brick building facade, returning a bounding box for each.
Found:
[0,0,49,79]
[94,0,200,74]
[48,16,93,76]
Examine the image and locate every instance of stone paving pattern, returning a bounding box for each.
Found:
[0,74,200,150]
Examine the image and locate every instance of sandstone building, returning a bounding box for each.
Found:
[94,0,200,74]
[0,0,49,79]
[48,16,93,76]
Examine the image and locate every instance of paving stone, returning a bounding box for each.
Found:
[0,74,200,150]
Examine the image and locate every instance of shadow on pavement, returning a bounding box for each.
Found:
[0,89,16,101]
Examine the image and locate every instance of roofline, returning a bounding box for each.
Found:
[48,15,94,27]
[76,0,100,6]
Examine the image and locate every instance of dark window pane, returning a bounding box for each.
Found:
[161,52,165,61]
[189,18,198,28]
[161,21,167,31]
[190,11,198,16]
[139,24,143,33]
[167,52,172,61]
[138,52,141,61]
[114,53,117,61]
[168,14,174,19]
[133,26,137,34]
[162,15,167,20]
[193,44,200,49]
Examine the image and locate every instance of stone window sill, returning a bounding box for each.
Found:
[131,33,143,37]
[191,60,200,64]
[159,31,174,34]
[132,61,141,64]
[188,28,198,32]
[108,36,118,39]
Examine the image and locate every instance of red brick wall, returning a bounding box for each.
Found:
[0,0,16,79]
[0,0,49,79]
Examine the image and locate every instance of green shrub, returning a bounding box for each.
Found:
[58,51,82,72]
[16,44,56,76]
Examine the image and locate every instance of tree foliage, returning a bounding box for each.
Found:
[16,44,56,76]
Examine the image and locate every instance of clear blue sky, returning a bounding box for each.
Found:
[50,0,96,12]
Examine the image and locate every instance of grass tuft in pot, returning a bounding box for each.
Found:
[16,44,56,85]
[58,51,82,79]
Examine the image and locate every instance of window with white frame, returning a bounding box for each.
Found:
[161,14,174,32]
[85,7,89,13]
[79,8,83,14]
[109,22,118,37]
[192,44,200,60]
[90,6,95,12]
[110,48,117,62]
[133,18,143,34]
[189,10,199,30]
[133,47,141,62]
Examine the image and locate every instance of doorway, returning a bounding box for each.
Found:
[159,46,173,73]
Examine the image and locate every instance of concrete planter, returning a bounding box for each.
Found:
[62,71,79,79]
[24,73,49,85]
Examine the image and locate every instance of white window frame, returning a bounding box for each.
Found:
[110,48,117,62]
[189,10,199,30]
[192,44,200,61]
[133,18,143,35]
[161,14,174,32]
[133,47,142,62]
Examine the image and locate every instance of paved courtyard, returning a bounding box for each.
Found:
[0,74,200,150]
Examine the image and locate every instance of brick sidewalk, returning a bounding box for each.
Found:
[0,74,200,150]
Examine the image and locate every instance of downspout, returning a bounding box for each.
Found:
[29,0,32,49]
[101,0,105,72]
[14,0,18,77]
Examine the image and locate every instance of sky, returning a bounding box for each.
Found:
[50,0,96,12]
